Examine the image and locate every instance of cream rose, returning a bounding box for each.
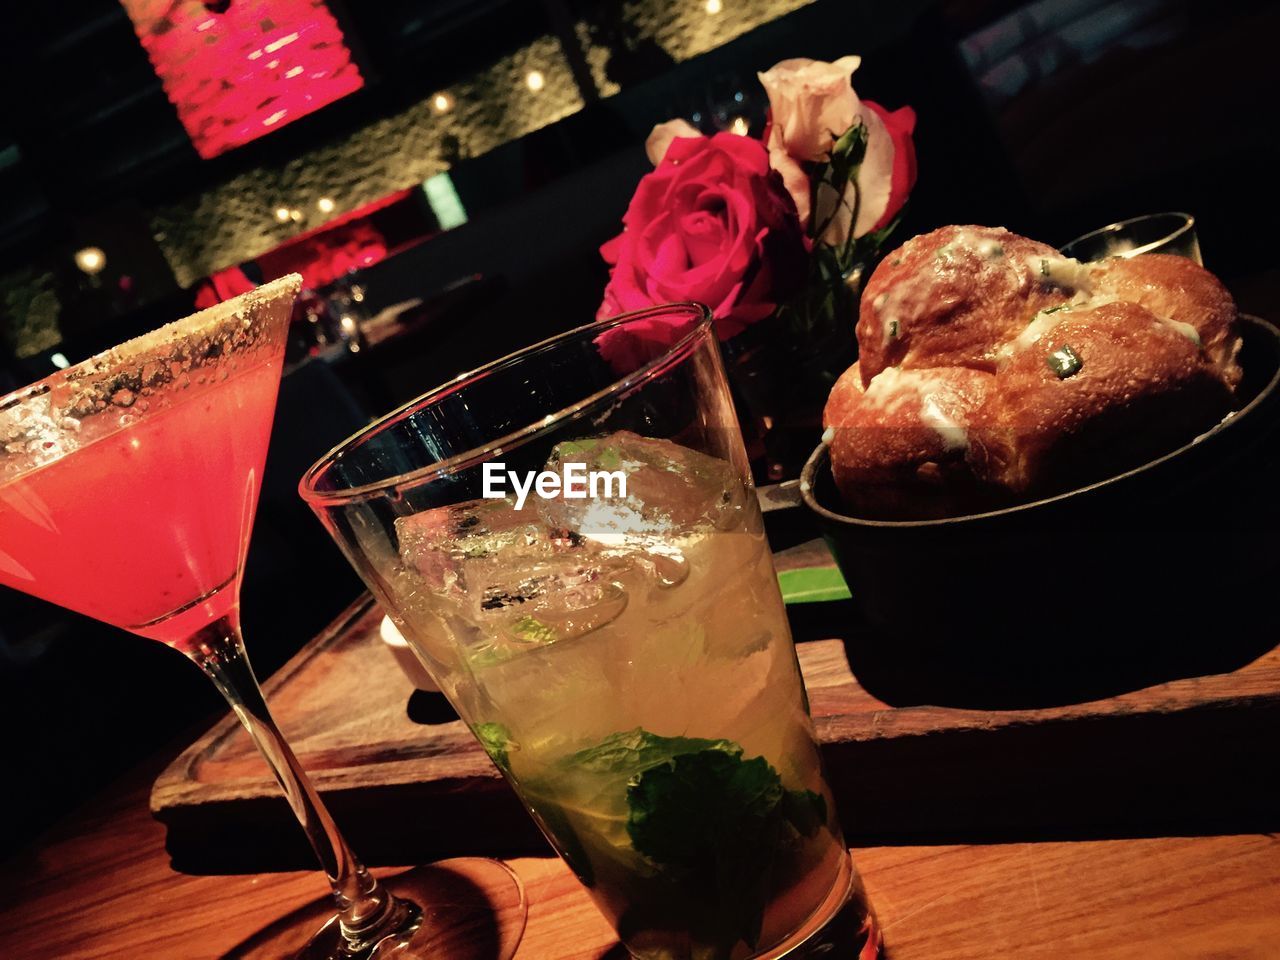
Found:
[813,104,894,246]
[759,56,917,246]
[758,55,863,163]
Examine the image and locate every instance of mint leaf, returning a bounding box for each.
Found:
[622,742,811,951]
[474,722,513,773]
[529,730,833,954]
[468,640,525,668]
[627,752,783,865]
[781,788,828,838]
[510,615,557,644]
[565,728,740,778]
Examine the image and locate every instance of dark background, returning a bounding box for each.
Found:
[1,0,1276,857]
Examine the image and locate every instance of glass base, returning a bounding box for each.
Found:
[763,851,881,960]
[222,858,527,960]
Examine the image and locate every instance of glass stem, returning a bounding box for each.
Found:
[181,612,406,949]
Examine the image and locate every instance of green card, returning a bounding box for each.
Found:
[777,566,851,605]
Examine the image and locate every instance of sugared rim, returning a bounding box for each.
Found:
[0,273,302,413]
[299,302,714,506]
[801,313,1280,529]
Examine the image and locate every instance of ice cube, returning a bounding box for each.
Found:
[538,431,746,544]
[496,577,629,648]
[396,497,545,596]
[395,498,634,666]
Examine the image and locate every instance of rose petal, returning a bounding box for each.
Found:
[599,231,625,265]
[767,142,812,225]
[645,118,703,166]
[864,102,917,231]
[851,105,894,240]
[814,178,853,250]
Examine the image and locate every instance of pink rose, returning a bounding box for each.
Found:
[596,132,807,342]
[869,102,918,232]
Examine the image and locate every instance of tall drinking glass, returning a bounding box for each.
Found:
[0,276,525,960]
[300,304,880,959]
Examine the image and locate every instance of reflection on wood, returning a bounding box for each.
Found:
[4,750,1278,959]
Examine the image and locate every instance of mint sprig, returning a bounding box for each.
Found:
[567,728,739,776]
[575,729,828,952]
[473,721,513,773]
[506,728,830,952]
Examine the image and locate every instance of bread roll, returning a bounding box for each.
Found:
[1089,253,1241,384]
[857,225,1085,384]
[823,362,996,518]
[824,227,1242,519]
[976,300,1233,495]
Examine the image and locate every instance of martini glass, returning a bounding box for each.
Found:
[0,275,526,959]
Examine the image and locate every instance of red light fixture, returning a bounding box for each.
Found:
[120,0,365,159]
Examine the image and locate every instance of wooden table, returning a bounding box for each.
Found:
[1,744,1276,959]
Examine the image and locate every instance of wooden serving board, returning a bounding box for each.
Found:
[153,540,1280,874]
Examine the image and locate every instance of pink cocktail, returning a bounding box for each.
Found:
[0,353,279,643]
[0,277,525,959]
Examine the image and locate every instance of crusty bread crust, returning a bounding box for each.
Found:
[825,362,998,518]
[1089,254,1241,384]
[857,225,1075,383]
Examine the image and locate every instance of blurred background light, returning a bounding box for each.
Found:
[74,247,106,275]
